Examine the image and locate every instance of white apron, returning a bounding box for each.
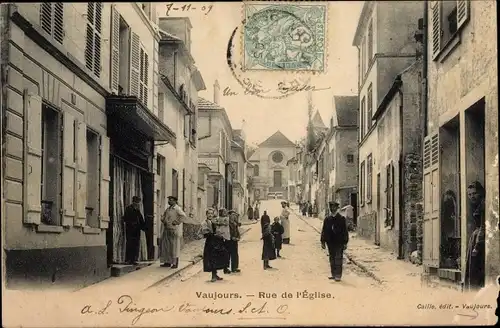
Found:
[280,208,291,239]
[160,205,186,263]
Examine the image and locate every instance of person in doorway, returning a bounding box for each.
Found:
[271,217,284,258]
[321,201,349,281]
[226,210,242,273]
[261,219,276,269]
[216,208,232,274]
[201,208,230,282]
[464,181,486,290]
[280,201,291,244]
[123,196,146,265]
[160,196,187,269]
[247,204,254,221]
[260,210,271,232]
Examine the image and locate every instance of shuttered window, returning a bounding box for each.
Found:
[360,96,366,139]
[85,3,103,77]
[423,133,440,267]
[367,84,373,130]
[385,162,394,227]
[367,154,373,202]
[172,169,179,199]
[360,161,365,205]
[139,47,149,106]
[130,32,141,98]
[40,3,64,44]
[110,6,120,94]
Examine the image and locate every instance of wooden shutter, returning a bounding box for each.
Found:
[24,92,43,225]
[143,51,149,106]
[422,132,440,267]
[40,3,64,44]
[61,112,76,226]
[431,1,441,60]
[110,5,120,94]
[75,121,87,227]
[53,3,64,44]
[456,0,469,30]
[130,32,140,97]
[99,135,111,229]
[93,3,102,76]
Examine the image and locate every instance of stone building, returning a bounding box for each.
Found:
[352,1,422,255]
[230,129,248,216]
[197,81,234,211]
[422,0,498,288]
[248,131,297,200]
[156,17,206,247]
[1,3,170,286]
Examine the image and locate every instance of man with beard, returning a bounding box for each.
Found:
[321,201,349,281]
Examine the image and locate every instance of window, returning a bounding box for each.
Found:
[367,21,373,63]
[360,161,365,205]
[360,96,366,139]
[346,154,354,164]
[385,162,395,227]
[41,105,62,225]
[158,93,164,122]
[172,169,179,199]
[232,162,239,180]
[272,151,284,163]
[40,3,64,44]
[431,0,470,60]
[139,47,149,105]
[367,154,373,202]
[184,115,189,138]
[85,3,103,77]
[367,84,373,130]
[360,38,366,79]
[253,165,259,176]
[86,129,99,228]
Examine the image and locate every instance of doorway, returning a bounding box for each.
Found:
[273,170,282,187]
[350,193,358,226]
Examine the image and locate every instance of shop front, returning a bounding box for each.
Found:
[106,96,176,265]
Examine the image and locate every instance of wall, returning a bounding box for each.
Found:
[426,0,499,284]
[334,129,358,189]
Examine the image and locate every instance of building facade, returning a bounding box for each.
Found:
[353,1,422,250]
[197,81,234,211]
[231,129,248,216]
[248,131,297,201]
[1,3,170,286]
[423,0,499,288]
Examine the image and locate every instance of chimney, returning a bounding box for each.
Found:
[213,80,220,104]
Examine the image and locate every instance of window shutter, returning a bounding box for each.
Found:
[53,3,64,44]
[40,3,64,44]
[431,1,441,60]
[24,92,43,225]
[75,121,88,227]
[110,5,120,94]
[93,3,102,77]
[143,51,149,106]
[130,32,141,98]
[99,135,111,229]
[456,0,469,32]
[61,112,77,226]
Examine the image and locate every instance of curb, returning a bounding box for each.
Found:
[144,225,254,290]
[291,210,385,285]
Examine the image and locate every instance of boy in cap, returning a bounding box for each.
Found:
[321,201,349,281]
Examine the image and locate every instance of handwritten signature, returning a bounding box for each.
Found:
[224,79,330,97]
[80,295,288,325]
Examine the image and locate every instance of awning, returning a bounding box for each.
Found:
[106,95,176,143]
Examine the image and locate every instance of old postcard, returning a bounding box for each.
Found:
[1,1,499,327]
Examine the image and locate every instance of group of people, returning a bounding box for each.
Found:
[259,201,291,269]
[247,201,260,221]
[300,200,316,217]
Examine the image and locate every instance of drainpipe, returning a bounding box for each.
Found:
[197,114,212,140]
[397,78,404,260]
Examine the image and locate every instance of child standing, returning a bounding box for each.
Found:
[271,217,284,258]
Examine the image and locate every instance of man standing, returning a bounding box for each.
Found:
[123,196,145,265]
[226,210,242,273]
[160,196,187,269]
[280,201,291,244]
[321,201,349,281]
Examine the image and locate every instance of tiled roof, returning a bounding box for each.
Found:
[333,96,358,127]
[258,131,296,148]
[312,111,327,129]
[198,97,223,110]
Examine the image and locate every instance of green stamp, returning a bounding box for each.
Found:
[243,3,327,72]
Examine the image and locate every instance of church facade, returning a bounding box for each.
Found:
[248,131,298,201]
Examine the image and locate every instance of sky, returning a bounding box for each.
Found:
[159,2,363,146]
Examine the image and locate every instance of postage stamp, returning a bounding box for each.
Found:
[242,2,327,72]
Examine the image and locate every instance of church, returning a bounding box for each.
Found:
[248,131,299,201]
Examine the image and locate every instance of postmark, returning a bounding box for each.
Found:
[242,2,327,72]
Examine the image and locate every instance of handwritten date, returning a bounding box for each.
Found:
[166,3,213,16]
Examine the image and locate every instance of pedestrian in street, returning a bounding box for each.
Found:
[261,219,276,269]
[159,196,187,269]
[321,201,349,281]
[260,210,271,233]
[217,208,232,274]
[280,201,291,244]
[201,208,230,282]
[123,196,146,265]
[271,216,284,258]
[301,201,308,217]
[226,210,242,273]
[247,204,254,221]
[254,203,260,220]
[464,181,486,290]
[307,202,313,217]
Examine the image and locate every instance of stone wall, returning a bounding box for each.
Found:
[403,153,423,263]
[357,211,377,241]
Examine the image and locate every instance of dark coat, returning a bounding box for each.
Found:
[261,225,276,261]
[271,222,284,250]
[464,201,485,289]
[123,205,145,230]
[203,222,229,272]
[254,207,260,220]
[260,214,271,232]
[247,207,254,220]
[321,213,349,247]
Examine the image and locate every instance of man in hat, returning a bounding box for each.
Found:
[160,196,187,268]
[123,196,146,265]
[226,210,242,273]
[321,201,349,281]
[280,201,291,244]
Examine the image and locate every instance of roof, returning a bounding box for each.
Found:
[312,111,327,129]
[333,96,359,127]
[159,29,181,42]
[247,149,256,158]
[198,97,223,110]
[258,131,296,148]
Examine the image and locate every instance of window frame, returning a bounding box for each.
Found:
[360,96,366,140]
[366,154,373,203]
[139,46,149,106]
[360,160,365,206]
[84,2,103,78]
[367,83,373,130]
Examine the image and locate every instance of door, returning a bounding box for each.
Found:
[423,133,440,268]
[142,172,154,260]
[350,193,358,225]
[273,170,282,187]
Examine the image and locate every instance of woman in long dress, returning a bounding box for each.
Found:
[261,220,276,269]
[202,208,230,282]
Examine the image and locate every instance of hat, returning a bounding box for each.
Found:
[167,196,178,201]
[329,201,340,207]
[228,210,237,215]
[281,201,287,204]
